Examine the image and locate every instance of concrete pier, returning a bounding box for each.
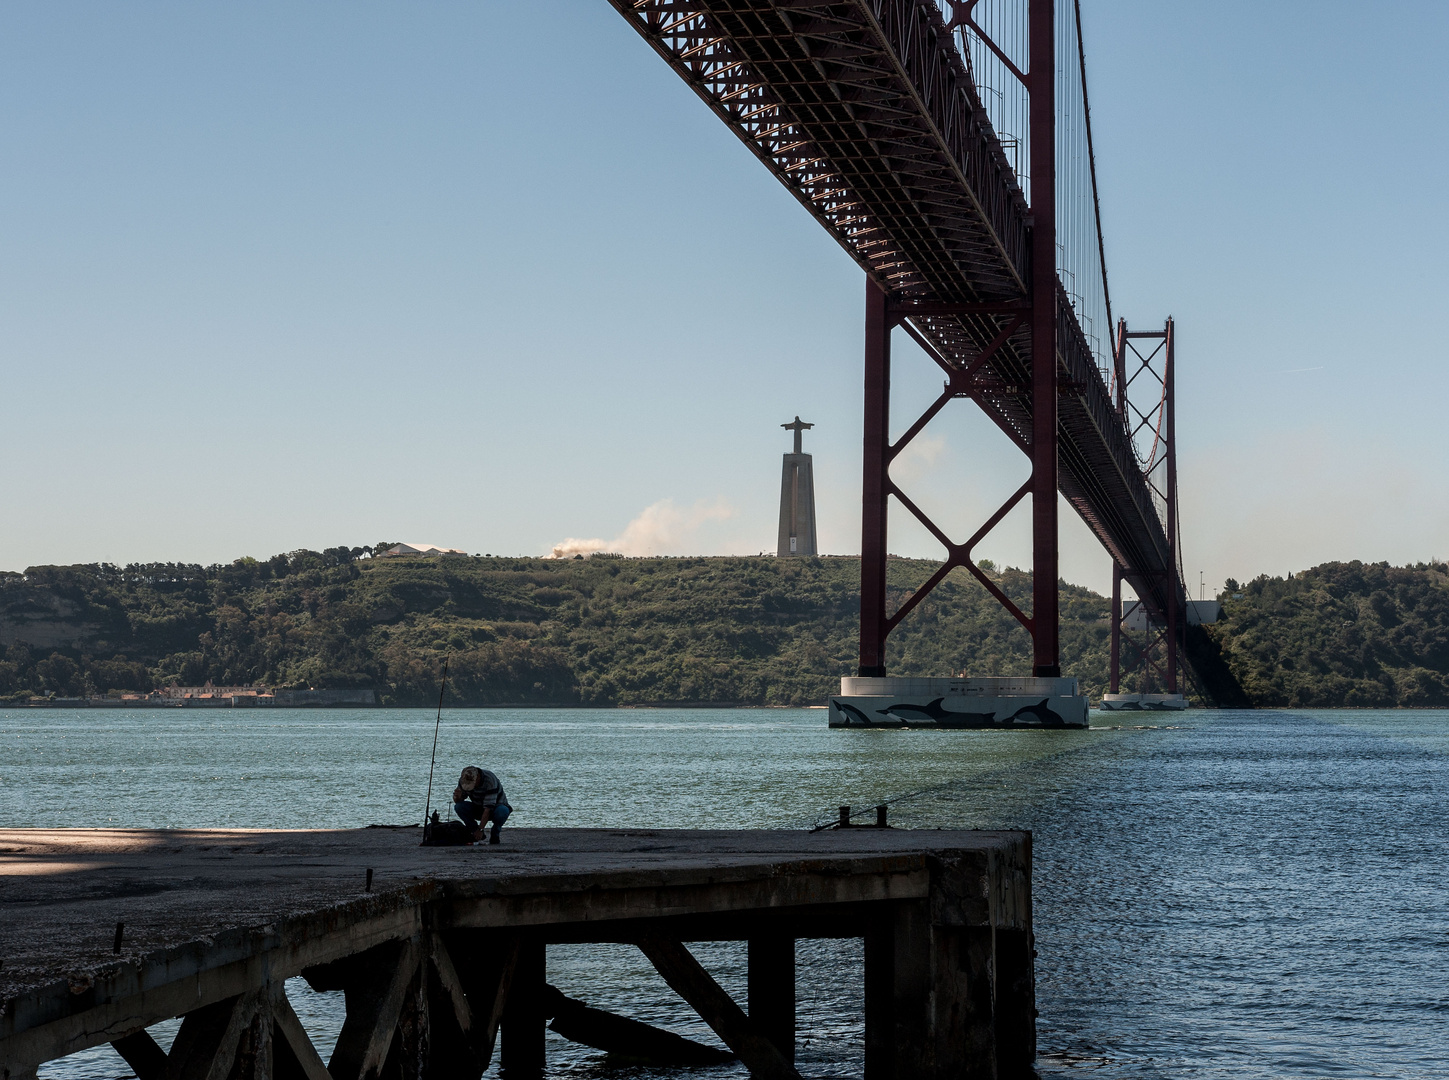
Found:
[0,828,1034,1079]
[1099,693,1187,711]
[831,676,1089,728]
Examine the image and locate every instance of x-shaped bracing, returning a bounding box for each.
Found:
[882,301,1037,638]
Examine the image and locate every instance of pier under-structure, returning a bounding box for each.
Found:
[608,1,1222,710]
[0,827,1035,1080]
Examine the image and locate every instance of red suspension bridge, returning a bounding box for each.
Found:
[608,0,1239,703]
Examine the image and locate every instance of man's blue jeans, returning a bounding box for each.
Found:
[455,801,510,831]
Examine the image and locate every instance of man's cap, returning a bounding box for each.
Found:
[459,765,483,792]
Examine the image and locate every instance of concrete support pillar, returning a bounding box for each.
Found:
[1110,563,1122,693]
[500,938,546,1077]
[994,927,1038,1074]
[395,963,429,1080]
[326,939,421,1080]
[747,935,796,1063]
[241,996,274,1080]
[930,926,996,1079]
[867,847,1036,1079]
[863,926,892,1080]
[863,900,929,1080]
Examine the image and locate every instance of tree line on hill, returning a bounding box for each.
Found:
[1211,560,1449,707]
[0,548,1445,708]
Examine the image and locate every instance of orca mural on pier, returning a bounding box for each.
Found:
[830,696,1074,729]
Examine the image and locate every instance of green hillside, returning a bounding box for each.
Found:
[1207,560,1449,707]
[2,550,1445,707]
[0,550,1110,706]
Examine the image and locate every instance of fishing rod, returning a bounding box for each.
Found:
[422,657,449,836]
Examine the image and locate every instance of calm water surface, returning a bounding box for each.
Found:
[3,707,1446,1078]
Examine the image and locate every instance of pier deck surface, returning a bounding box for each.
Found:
[0,827,1026,999]
[1,828,1033,1077]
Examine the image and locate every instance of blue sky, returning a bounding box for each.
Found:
[2,2,1446,596]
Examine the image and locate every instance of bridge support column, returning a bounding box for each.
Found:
[1164,319,1179,693]
[1107,318,1188,701]
[859,277,891,677]
[1110,564,1122,694]
[1029,0,1060,678]
[1111,321,1126,696]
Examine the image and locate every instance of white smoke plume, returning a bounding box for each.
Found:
[550,497,736,559]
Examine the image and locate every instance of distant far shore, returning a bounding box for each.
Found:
[5,698,809,710]
[10,698,1449,713]
[3,549,1447,710]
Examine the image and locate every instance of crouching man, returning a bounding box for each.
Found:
[453,765,512,844]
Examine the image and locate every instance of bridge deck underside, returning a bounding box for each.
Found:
[612,0,1188,623]
[611,0,1188,629]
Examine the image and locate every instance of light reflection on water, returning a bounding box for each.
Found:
[5,707,1447,1078]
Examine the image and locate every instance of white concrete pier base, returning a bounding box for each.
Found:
[1099,693,1188,711]
[829,677,1089,729]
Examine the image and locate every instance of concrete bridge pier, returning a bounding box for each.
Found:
[0,829,1034,1080]
[864,886,1036,1079]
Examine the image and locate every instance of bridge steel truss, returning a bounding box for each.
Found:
[1108,318,1194,698]
[609,0,1194,683]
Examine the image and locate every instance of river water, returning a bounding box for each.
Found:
[4,707,1447,1079]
